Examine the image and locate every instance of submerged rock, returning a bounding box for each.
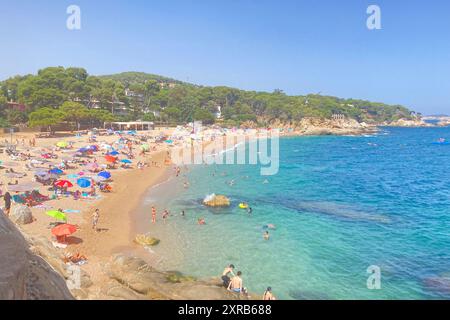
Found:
[423,277,450,296]
[134,234,160,246]
[203,194,231,207]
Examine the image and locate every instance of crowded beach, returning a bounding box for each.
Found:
[0,124,279,300]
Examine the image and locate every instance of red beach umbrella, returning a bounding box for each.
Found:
[55,180,74,188]
[105,155,117,163]
[51,224,77,237]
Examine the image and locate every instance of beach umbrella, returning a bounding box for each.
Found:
[4,173,25,179]
[120,159,132,164]
[55,180,73,188]
[85,162,99,172]
[1,161,19,167]
[105,155,117,163]
[49,168,64,175]
[101,143,113,150]
[8,183,40,192]
[34,170,49,176]
[140,144,150,151]
[78,147,90,153]
[98,171,111,179]
[108,150,119,156]
[46,210,67,222]
[56,141,69,148]
[165,140,173,144]
[88,145,99,151]
[77,178,91,188]
[41,173,59,181]
[51,224,77,237]
[91,176,106,182]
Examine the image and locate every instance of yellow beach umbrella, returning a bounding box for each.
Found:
[56,141,69,148]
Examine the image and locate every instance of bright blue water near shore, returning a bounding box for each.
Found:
[146,127,450,299]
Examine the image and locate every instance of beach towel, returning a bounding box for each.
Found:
[52,241,67,249]
[63,209,81,214]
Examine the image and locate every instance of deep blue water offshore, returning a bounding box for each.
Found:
[144,127,450,299]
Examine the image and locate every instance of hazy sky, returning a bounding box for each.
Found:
[1,0,449,114]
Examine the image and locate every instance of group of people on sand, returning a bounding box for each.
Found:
[221,264,276,300]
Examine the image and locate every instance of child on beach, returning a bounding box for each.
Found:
[92,209,100,231]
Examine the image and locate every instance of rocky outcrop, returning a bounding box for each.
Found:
[250,117,378,136]
[388,118,431,127]
[203,194,231,207]
[102,254,248,300]
[11,205,34,225]
[0,210,74,300]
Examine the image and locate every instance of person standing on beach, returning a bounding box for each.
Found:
[92,209,100,232]
[3,192,12,217]
[151,206,157,223]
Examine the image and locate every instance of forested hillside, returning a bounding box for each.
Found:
[0,67,415,129]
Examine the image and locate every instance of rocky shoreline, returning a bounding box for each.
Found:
[1,210,251,300]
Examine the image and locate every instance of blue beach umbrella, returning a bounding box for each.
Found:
[108,150,119,156]
[77,178,91,188]
[49,168,64,175]
[78,147,90,153]
[98,171,111,179]
[120,159,132,164]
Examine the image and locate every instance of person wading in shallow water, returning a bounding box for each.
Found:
[151,206,157,223]
[263,287,276,300]
[228,271,244,294]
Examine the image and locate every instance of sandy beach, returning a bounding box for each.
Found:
[0,129,180,298]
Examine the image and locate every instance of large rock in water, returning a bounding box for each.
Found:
[11,205,33,225]
[203,194,231,207]
[0,209,73,300]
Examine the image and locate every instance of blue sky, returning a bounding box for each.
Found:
[0,0,449,114]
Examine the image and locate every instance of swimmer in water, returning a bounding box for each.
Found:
[263,231,270,240]
[198,217,206,225]
[247,207,253,214]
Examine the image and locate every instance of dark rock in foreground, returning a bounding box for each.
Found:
[0,210,74,300]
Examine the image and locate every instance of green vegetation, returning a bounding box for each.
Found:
[0,67,415,130]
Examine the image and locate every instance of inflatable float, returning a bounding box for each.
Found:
[239,203,249,209]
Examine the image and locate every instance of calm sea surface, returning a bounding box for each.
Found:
[139,127,450,299]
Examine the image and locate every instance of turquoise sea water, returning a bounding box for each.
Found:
[142,127,450,300]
